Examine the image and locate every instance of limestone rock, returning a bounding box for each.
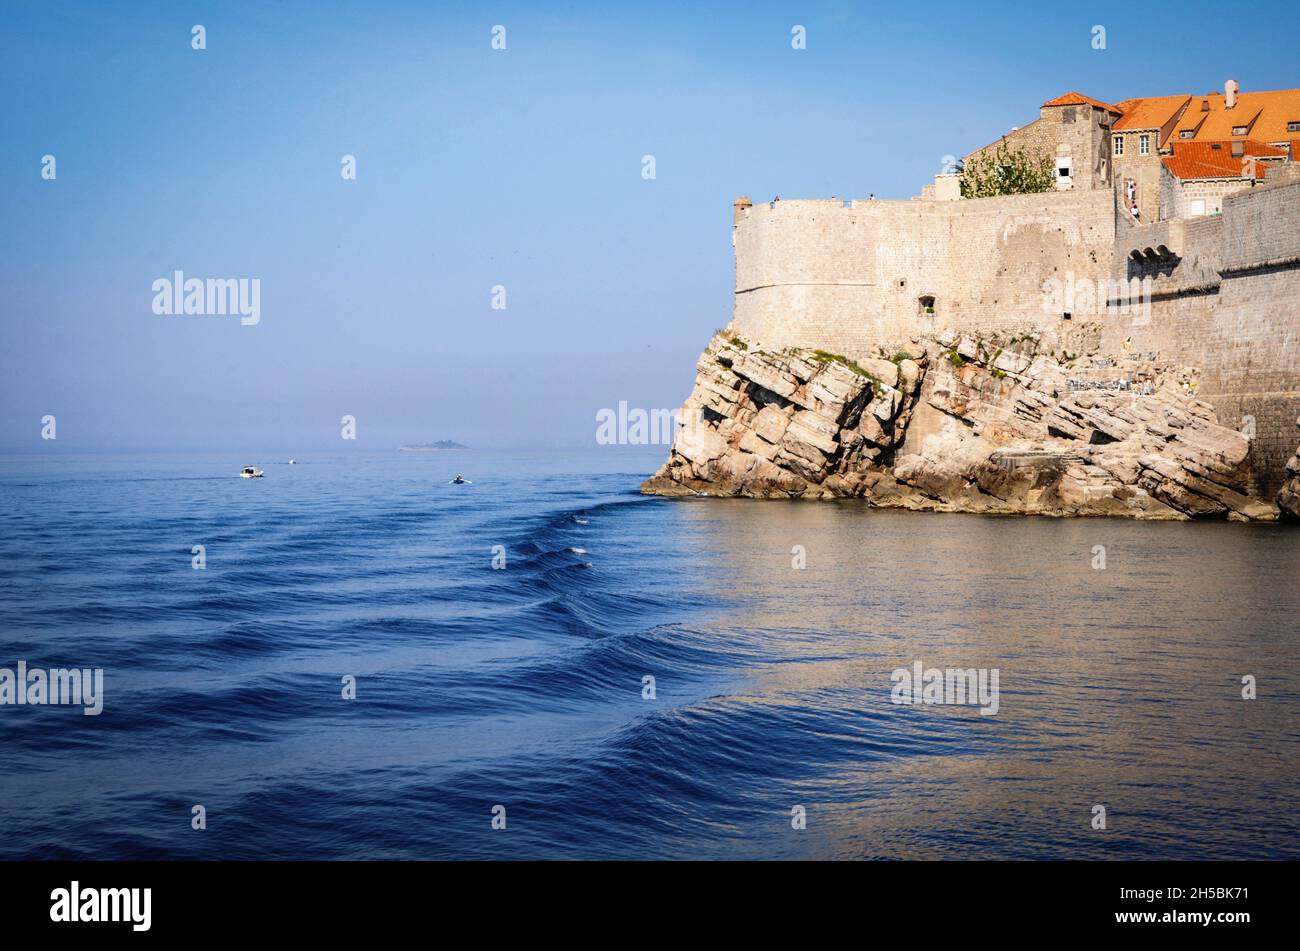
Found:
[642,335,920,498]
[642,330,1281,521]
[1277,417,1300,519]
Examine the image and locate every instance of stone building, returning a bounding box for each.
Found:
[964,92,1119,192]
[1110,94,1190,222]
[1167,82,1300,149]
[1158,139,1289,218]
[960,81,1300,223]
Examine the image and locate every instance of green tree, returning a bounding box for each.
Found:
[959,139,1056,198]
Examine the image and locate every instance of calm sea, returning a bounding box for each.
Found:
[1,449,1297,859]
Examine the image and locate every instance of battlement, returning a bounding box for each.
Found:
[737,197,893,216]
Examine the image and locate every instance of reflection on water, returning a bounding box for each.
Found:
[671,501,1300,859]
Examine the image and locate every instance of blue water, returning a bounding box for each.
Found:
[1,449,1298,859]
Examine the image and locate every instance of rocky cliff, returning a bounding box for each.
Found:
[1278,419,1300,519]
[643,330,1286,521]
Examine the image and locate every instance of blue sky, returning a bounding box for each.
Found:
[3,0,1298,452]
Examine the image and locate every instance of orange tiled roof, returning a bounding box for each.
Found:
[1169,89,1300,143]
[1161,140,1287,181]
[1042,91,1122,114]
[1112,94,1192,132]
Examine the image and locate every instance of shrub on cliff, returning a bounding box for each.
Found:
[959,139,1055,198]
[716,328,748,350]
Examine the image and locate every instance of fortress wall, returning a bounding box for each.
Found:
[1102,179,1300,494]
[731,199,949,356]
[726,181,1296,492]
[936,189,1114,334]
[730,189,1115,359]
[1220,177,1300,268]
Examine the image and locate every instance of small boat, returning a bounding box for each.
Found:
[288,459,297,465]
[240,466,264,479]
[450,474,471,485]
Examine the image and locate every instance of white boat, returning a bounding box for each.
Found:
[240,466,264,479]
[288,459,297,465]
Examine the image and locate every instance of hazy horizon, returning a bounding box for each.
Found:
[4,0,1298,453]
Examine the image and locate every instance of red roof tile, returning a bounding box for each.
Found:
[1169,89,1300,143]
[1042,91,1122,114]
[1161,140,1288,180]
[1113,95,1192,132]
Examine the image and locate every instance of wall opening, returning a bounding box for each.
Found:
[1055,156,1073,189]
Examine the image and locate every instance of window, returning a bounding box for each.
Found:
[1232,125,1248,136]
[1288,121,1300,132]
[1113,136,1124,156]
[1180,130,1195,139]
[1139,134,1150,155]
[1231,141,1244,158]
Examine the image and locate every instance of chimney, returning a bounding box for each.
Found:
[1225,79,1239,110]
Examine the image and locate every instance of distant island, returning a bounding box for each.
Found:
[398,440,469,451]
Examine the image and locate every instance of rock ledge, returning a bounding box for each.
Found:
[642,332,1281,521]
